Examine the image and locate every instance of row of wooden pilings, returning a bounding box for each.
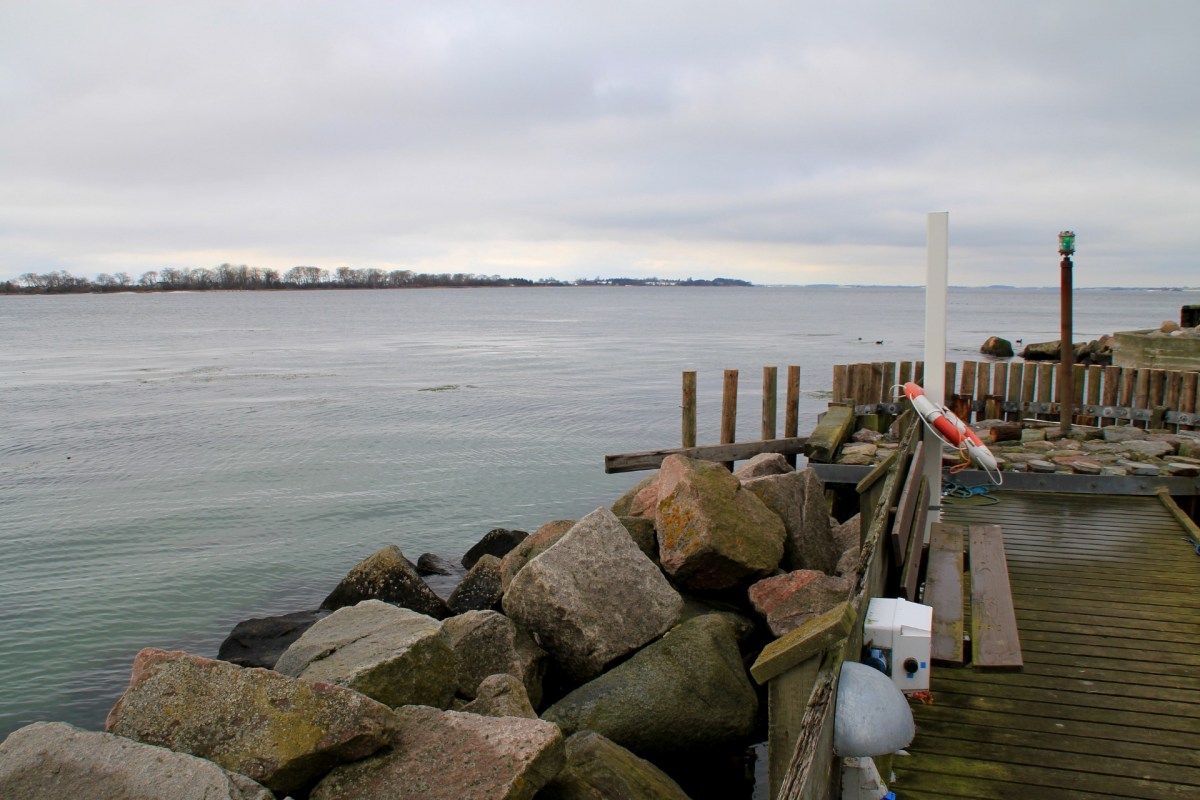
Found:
[680,366,802,448]
[834,359,1200,430]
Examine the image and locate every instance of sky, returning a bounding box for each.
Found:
[2,1,1198,287]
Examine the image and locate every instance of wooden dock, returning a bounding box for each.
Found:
[894,491,1200,799]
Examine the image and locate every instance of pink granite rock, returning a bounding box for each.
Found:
[748,570,855,637]
[311,706,564,800]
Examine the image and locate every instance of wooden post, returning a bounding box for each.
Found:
[1086,365,1103,426]
[1182,372,1198,431]
[1134,369,1150,427]
[721,369,738,470]
[1101,365,1120,427]
[898,361,913,389]
[682,371,697,448]
[976,362,991,419]
[785,365,800,466]
[762,366,778,441]
[1072,364,1086,426]
[1020,364,1037,419]
[1007,363,1024,422]
[1037,363,1054,420]
[882,362,897,402]
[832,364,848,404]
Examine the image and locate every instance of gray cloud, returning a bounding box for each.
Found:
[2,1,1197,285]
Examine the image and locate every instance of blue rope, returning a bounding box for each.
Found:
[1182,537,1200,557]
[942,477,1000,506]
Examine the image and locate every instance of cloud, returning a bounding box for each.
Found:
[2,1,1198,285]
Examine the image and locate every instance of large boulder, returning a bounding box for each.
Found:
[610,473,658,517]
[460,673,538,719]
[320,545,450,619]
[503,508,682,682]
[980,336,1014,358]
[448,554,504,614]
[275,600,455,709]
[617,515,659,562]
[538,731,692,800]
[654,455,786,591]
[500,519,576,591]
[541,615,758,758]
[217,609,330,669]
[104,649,396,796]
[748,570,855,637]
[463,528,529,570]
[733,453,795,480]
[310,706,564,800]
[0,722,273,800]
[442,609,546,707]
[742,468,839,574]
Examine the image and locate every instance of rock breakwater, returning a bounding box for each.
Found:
[1,454,861,800]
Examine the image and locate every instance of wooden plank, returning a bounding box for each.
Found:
[898,360,913,388]
[992,362,1008,397]
[900,477,929,601]
[767,653,823,800]
[969,524,1023,669]
[1149,368,1167,407]
[914,359,924,385]
[603,436,808,473]
[888,441,924,561]
[750,601,856,684]
[924,523,965,664]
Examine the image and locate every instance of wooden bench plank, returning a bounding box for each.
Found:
[970,523,1023,669]
[924,522,965,664]
[899,476,929,601]
[889,441,924,561]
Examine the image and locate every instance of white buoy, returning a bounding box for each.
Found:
[833,661,916,757]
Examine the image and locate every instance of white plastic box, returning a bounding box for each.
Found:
[863,598,933,693]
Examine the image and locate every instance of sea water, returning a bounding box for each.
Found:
[1,285,1195,737]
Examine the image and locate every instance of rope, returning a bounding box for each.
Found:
[942,477,1000,506]
[1182,537,1200,557]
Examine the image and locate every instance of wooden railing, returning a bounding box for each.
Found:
[833,360,1199,429]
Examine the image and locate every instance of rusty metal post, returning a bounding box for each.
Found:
[1058,231,1076,434]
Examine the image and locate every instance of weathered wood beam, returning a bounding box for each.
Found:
[603,436,809,474]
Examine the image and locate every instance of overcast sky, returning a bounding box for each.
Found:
[2,1,1197,286]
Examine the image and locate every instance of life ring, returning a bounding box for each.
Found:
[902,382,1001,483]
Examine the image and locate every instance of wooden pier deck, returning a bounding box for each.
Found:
[893,491,1200,799]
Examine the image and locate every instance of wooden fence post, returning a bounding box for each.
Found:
[762,366,778,441]
[682,371,697,448]
[721,369,738,470]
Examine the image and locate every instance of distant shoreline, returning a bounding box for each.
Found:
[1,268,752,295]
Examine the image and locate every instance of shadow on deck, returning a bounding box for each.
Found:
[894,491,1200,799]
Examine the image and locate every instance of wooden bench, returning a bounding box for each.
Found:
[968,523,1023,670]
[921,522,1022,669]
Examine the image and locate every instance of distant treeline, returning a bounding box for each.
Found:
[2,266,752,294]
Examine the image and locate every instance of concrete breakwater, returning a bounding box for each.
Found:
[0,453,861,800]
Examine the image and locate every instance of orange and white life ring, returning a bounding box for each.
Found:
[902,381,1001,482]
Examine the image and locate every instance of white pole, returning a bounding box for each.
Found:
[923,212,948,527]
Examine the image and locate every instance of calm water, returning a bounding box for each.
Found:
[1,285,1195,737]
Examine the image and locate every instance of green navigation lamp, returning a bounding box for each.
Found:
[1058,230,1076,257]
